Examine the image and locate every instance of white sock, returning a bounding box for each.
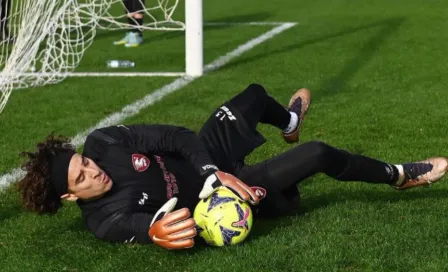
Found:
[394,164,405,186]
[283,112,298,134]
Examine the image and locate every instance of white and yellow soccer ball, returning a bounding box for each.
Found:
[193,187,253,246]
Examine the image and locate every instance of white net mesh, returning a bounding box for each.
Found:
[0,0,184,114]
[94,0,185,31]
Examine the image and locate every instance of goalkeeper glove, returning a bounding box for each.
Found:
[199,170,259,205]
[148,197,196,250]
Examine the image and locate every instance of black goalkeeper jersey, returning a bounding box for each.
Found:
[76,124,217,244]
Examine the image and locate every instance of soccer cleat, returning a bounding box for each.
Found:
[282,88,311,143]
[392,157,448,190]
[113,32,132,46]
[124,32,143,48]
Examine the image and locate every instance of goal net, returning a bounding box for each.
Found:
[94,0,185,31]
[0,0,194,115]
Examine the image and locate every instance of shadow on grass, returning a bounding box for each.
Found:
[301,186,448,214]
[38,183,446,255]
[314,17,405,102]
[221,17,405,101]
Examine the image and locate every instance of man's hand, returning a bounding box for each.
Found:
[148,198,196,250]
[199,171,259,205]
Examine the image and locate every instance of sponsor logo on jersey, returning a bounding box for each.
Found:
[132,154,150,172]
[138,192,148,205]
[154,155,179,199]
[250,186,267,200]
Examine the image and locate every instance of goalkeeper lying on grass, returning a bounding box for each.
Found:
[17,83,448,250]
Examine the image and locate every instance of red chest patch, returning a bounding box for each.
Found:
[132,154,150,172]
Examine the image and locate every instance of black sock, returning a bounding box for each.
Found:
[135,18,143,27]
[135,18,143,36]
[127,17,143,35]
[261,95,290,130]
[332,150,399,184]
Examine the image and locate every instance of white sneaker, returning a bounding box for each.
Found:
[113,32,132,46]
[124,32,143,48]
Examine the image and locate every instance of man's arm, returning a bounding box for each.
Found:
[97,212,154,244]
[96,124,218,177]
[88,125,259,204]
[97,198,196,249]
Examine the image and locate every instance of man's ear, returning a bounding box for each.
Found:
[61,193,78,201]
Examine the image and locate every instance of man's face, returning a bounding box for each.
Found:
[67,154,113,200]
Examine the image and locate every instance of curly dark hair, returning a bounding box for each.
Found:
[17,133,76,214]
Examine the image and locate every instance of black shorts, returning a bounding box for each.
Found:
[198,101,266,174]
[198,99,300,218]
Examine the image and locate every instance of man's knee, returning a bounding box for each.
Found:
[298,141,343,171]
[302,141,333,158]
[228,83,269,115]
[303,141,349,176]
[244,83,268,100]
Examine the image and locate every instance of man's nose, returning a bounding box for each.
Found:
[85,167,101,178]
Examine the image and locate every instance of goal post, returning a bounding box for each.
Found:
[185,0,203,77]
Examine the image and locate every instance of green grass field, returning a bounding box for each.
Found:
[1,0,448,271]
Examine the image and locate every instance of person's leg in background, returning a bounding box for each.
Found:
[0,0,12,42]
[114,0,144,47]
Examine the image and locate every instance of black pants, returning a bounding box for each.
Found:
[123,0,145,13]
[0,0,10,37]
[199,84,398,217]
[123,0,144,34]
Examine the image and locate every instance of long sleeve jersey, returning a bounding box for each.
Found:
[77,124,218,244]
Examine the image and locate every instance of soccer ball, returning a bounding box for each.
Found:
[193,187,253,246]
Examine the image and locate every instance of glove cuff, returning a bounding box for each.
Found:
[199,173,221,199]
[150,197,178,227]
[199,164,219,177]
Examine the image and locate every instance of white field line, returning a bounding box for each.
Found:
[66,72,185,77]
[15,72,187,77]
[204,21,297,26]
[11,21,293,28]
[0,22,297,191]
[11,22,298,78]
